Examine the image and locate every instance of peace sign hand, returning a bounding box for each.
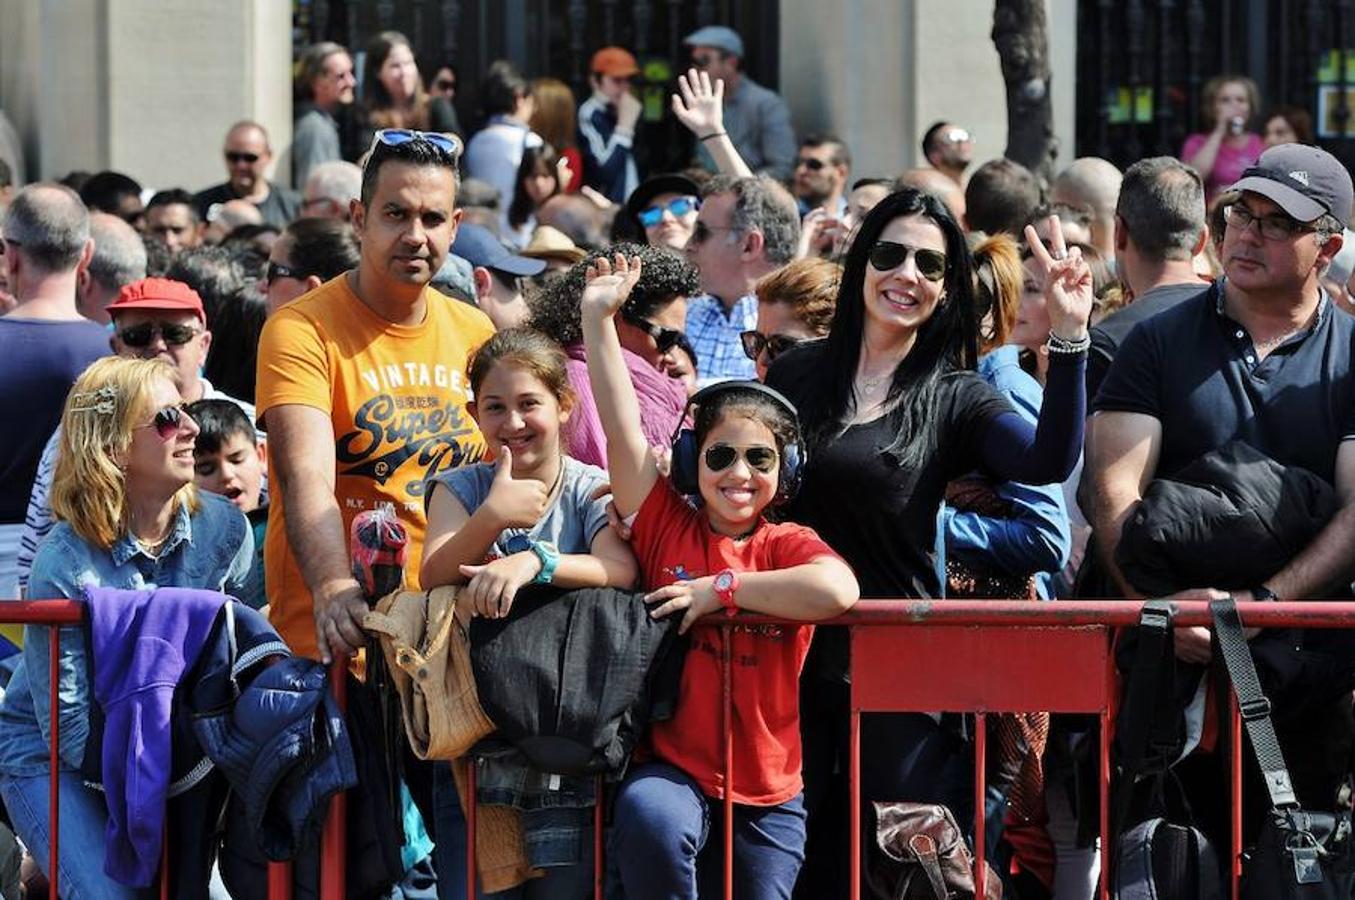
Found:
[1023,216,1094,341]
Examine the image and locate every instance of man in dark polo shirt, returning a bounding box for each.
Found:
[1086,156,1212,400]
[1092,142,1355,608]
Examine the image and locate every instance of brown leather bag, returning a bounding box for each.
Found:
[867,802,1002,900]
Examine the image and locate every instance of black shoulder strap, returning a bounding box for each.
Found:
[1118,599,1175,775]
[1210,597,1299,810]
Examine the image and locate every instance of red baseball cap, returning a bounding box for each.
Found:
[105,278,206,323]
[591,47,640,78]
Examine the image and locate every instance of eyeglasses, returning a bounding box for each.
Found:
[703,443,779,474]
[137,403,195,441]
[366,128,463,161]
[796,158,827,172]
[622,311,684,354]
[433,78,455,91]
[637,196,700,228]
[740,330,804,363]
[266,261,310,284]
[692,54,721,67]
[116,322,201,348]
[941,128,972,144]
[690,220,738,245]
[225,151,260,165]
[1223,203,1317,241]
[867,241,947,283]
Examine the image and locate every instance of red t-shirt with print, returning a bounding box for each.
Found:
[630,479,841,805]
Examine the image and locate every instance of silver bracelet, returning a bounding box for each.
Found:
[1045,331,1091,355]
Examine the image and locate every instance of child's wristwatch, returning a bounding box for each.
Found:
[529,541,560,584]
[712,568,740,616]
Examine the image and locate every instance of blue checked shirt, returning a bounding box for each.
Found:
[685,293,759,385]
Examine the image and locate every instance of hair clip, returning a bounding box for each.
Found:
[68,385,118,416]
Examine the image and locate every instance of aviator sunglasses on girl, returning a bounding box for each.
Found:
[703,443,779,474]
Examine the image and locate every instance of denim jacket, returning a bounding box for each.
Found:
[0,493,252,778]
[940,345,1072,598]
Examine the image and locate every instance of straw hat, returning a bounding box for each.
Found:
[519,225,587,266]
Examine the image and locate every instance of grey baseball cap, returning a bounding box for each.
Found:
[683,25,744,58]
[1230,143,1354,228]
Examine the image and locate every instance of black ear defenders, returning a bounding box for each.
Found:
[668,380,806,505]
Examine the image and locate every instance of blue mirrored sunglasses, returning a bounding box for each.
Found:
[366,128,463,160]
[637,196,700,229]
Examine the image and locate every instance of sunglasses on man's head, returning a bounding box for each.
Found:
[867,241,947,283]
[225,151,260,165]
[367,128,462,161]
[622,310,684,353]
[704,443,779,474]
[637,196,700,229]
[117,322,200,348]
[138,403,194,441]
[740,330,804,363]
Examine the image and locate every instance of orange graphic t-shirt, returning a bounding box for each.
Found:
[255,275,495,657]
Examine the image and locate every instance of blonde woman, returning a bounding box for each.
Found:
[0,356,251,898]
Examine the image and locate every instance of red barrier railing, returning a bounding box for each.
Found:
[12,598,1355,899]
[1,600,346,899]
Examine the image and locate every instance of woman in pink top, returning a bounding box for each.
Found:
[1181,75,1265,202]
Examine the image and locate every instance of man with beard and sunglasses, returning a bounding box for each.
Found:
[0,183,107,597]
[15,277,258,597]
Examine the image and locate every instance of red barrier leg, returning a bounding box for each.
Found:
[318,663,347,900]
[850,706,860,900]
[48,625,60,900]
[1100,633,1115,900]
[161,834,170,900]
[721,625,733,900]
[973,712,987,898]
[268,861,294,899]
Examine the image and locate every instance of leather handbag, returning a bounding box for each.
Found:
[1211,598,1355,900]
[866,801,1002,899]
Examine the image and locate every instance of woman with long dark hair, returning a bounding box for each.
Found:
[766,188,1093,896]
[355,32,458,154]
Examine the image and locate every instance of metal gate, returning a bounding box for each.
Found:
[1077,0,1355,170]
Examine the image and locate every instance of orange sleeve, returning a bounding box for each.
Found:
[255,307,333,423]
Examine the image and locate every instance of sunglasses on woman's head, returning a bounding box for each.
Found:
[704,443,779,474]
[637,196,699,229]
[138,403,194,441]
[867,241,947,283]
[117,322,200,348]
[622,311,684,353]
[740,330,804,363]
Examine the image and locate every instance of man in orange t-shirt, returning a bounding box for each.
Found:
[256,132,494,661]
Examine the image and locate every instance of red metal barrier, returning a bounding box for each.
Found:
[14,598,1355,898]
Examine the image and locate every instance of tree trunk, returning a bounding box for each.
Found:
[992,0,1057,182]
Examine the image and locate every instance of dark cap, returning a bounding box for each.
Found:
[1230,143,1355,228]
[450,223,547,278]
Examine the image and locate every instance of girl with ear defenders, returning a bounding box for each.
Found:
[579,253,859,900]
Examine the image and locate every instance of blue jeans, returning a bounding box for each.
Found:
[607,762,806,900]
[0,768,155,900]
[433,763,594,900]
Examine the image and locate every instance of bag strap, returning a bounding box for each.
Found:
[1210,597,1298,810]
[906,833,950,900]
[1119,599,1176,776]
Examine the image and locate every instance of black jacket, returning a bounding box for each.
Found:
[469,585,689,776]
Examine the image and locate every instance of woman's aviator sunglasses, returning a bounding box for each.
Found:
[740,330,804,363]
[867,241,947,283]
[138,403,195,441]
[704,443,779,474]
[637,196,700,229]
[117,322,200,348]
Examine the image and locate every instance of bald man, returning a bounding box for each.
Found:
[1051,157,1122,260]
[193,120,300,228]
[895,167,966,223]
[78,212,148,323]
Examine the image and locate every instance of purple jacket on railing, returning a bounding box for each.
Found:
[86,585,229,887]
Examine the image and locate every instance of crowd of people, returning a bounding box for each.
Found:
[0,29,1353,900]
